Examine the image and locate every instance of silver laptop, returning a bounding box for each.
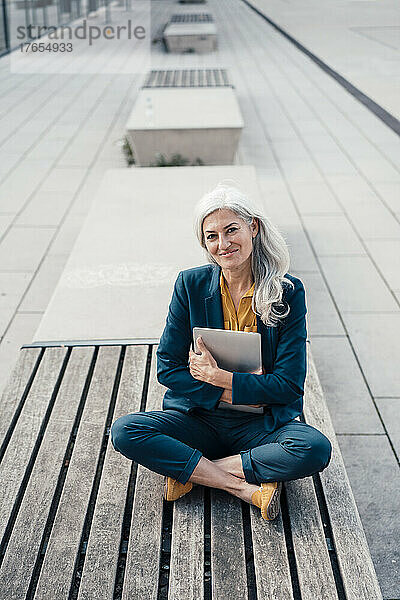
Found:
[193,327,264,414]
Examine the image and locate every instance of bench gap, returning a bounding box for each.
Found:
[299,412,347,599]
[0,347,71,568]
[280,484,302,600]
[67,346,126,600]
[0,348,45,466]
[158,499,174,599]
[25,346,99,600]
[204,486,212,600]
[312,474,347,600]
[241,501,258,600]
[113,344,153,599]
[113,461,139,600]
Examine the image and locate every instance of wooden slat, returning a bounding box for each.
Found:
[122,348,165,600]
[34,346,121,600]
[0,347,67,544]
[250,506,294,600]
[211,490,248,600]
[285,478,338,599]
[304,348,383,600]
[0,347,94,600]
[169,486,204,600]
[77,345,148,600]
[0,347,41,450]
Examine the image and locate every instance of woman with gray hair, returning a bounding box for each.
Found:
[111,183,332,521]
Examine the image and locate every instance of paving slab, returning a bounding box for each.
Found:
[16,192,74,228]
[301,214,366,256]
[0,215,12,240]
[46,213,86,258]
[311,336,383,435]
[337,434,400,599]
[375,398,400,461]
[0,227,55,272]
[0,312,42,395]
[373,182,400,214]
[0,272,31,338]
[319,255,398,313]
[279,225,320,272]
[19,255,69,313]
[0,160,52,214]
[0,153,22,181]
[326,174,380,205]
[346,203,400,241]
[24,139,68,162]
[363,240,400,289]
[286,181,342,215]
[343,312,400,398]
[38,167,87,194]
[279,158,324,184]
[296,271,344,337]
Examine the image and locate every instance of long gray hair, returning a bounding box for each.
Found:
[194,183,293,327]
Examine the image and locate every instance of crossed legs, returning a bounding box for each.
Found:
[111,409,332,505]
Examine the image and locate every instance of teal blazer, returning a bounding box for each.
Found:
[156,264,307,431]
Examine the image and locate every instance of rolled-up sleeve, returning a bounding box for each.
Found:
[231,281,307,406]
[157,272,224,409]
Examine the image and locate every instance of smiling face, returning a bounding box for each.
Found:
[202,208,258,272]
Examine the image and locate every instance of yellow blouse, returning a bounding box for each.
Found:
[220,273,257,333]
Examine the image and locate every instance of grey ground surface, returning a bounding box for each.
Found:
[0,0,399,596]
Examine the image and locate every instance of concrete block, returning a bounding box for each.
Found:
[126,84,243,166]
[311,337,383,434]
[164,18,218,54]
[33,166,260,344]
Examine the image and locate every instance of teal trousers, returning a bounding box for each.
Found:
[111,406,332,485]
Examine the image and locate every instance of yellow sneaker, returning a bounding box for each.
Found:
[251,482,282,521]
[163,476,193,501]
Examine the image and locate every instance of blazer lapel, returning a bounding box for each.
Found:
[205,265,224,329]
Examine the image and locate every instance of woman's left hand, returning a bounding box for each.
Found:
[189,337,218,384]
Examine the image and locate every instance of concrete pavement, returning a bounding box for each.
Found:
[0,0,399,595]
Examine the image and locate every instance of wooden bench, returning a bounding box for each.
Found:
[2,165,382,599]
[0,342,383,599]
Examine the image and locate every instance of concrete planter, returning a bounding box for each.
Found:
[164,14,217,54]
[126,70,244,166]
